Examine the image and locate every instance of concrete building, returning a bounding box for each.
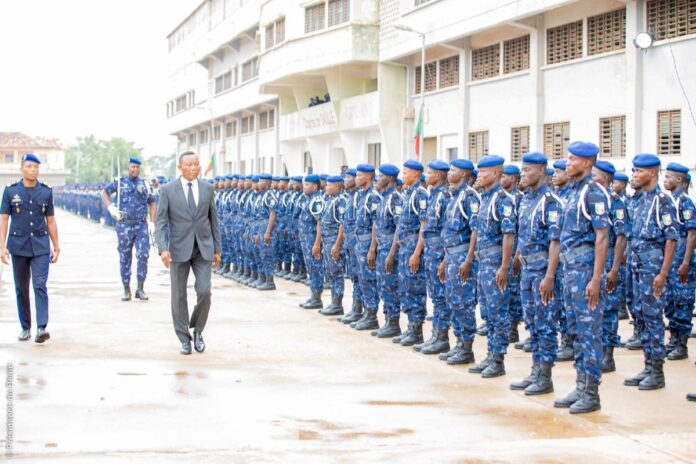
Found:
[167,0,696,175]
[0,132,68,197]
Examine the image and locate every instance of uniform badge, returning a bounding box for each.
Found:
[419,199,427,210]
[662,214,673,226]
[338,206,345,214]
[594,203,605,215]
[470,202,479,213]
[11,194,21,204]
[615,209,624,220]
[503,205,512,217]
[137,184,144,194]
[684,210,692,220]
[548,211,558,222]
[395,205,403,215]
[371,203,378,211]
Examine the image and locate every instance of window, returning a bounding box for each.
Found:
[214,125,221,140]
[648,0,696,41]
[267,109,275,128]
[599,116,625,158]
[266,24,275,48]
[504,35,530,74]
[175,95,187,112]
[328,0,350,27]
[242,57,258,82]
[446,147,458,161]
[275,18,285,44]
[547,20,583,65]
[303,151,313,173]
[439,55,460,89]
[657,110,681,155]
[368,143,381,167]
[241,116,255,134]
[468,131,489,163]
[3,153,13,163]
[305,3,325,33]
[415,61,437,94]
[188,133,197,145]
[543,122,570,160]
[215,71,232,94]
[225,121,237,138]
[472,44,500,81]
[199,129,209,144]
[510,126,530,162]
[259,112,269,130]
[588,8,626,56]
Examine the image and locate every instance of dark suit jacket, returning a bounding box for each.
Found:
[155,178,221,262]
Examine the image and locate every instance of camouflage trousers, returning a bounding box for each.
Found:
[445,250,478,339]
[355,238,379,311]
[666,259,696,337]
[477,260,510,354]
[322,234,345,297]
[299,231,324,293]
[115,221,149,284]
[424,240,446,329]
[344,235,362,304]
[601,254,622,348]
[520,267,560,363]
[376,237,400,318]
[631,267,669,361]
[398,236,427,323]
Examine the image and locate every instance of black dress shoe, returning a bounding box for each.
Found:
[35,328,50,343]
[687,393,696,402]
[194,332,205,353]
[180,341,192,355]
[18,329,31,341]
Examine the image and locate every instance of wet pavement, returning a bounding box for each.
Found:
[1,210,695,463]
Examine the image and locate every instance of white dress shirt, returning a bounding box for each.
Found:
[180,176,199,208]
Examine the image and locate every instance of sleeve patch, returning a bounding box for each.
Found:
[470,202,479,213]
[662,214,673,226]
[615,209,624,220]
[503,205,512,217]
[684,210,692,220]
[548,210,558,222]
[594,203,605,215]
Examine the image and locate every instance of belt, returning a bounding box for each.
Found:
[356,233,372,243]
[445,241,470,255]
[475,245,502,261]
[519,250,549,267]
[376,233,395,246]
[425,236,444,246]
[119,217,146,224]
[398,232,418,247]
[633,248,663,264]
[559,244,594,265]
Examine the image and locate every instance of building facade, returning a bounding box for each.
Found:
[167,0,696,175]
[0,132,67,197]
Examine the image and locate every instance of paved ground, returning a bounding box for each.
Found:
[1,210,695,463]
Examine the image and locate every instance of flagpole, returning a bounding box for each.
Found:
[418,32,425,160]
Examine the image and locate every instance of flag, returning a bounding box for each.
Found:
[205,151,216,176]
[414,104,424,159]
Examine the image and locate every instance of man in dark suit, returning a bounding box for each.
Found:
[155,151,221,355]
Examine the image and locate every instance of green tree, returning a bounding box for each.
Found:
[148,153,177,179]
[65,136,143,184]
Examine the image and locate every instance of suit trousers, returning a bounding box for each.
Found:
[170,241,212,343]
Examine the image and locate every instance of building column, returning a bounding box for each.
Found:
[460,38,471,159]
[530,14,545,153]
[625,0,644,160]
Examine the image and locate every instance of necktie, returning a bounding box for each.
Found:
[187,182,196,214]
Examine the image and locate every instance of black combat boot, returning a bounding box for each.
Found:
[300,291,323,309]
[400,322,424,346]
[509,321,520,344]
[252,273,266,289]
[447,339,475,365]
[375,317,401,338]
[638,360,665,390]
[525,362,554,395]
[667,334,689,360]
[319,295,344,316]
[439,339,464,361]
[624,360,652,386]
[392,324,412,344]
[476,322,488,336]
[354,310,379,331]
[121,283,131,301]
[481,353,505,378]
[510,362,540,390]
[666,329,677,354]
[468,352,492,373]
[242,270,257,286]
[557,334,574,361]
[275,262,282,276]
[281,262,291,278]
[687,393,696,402]
[569,377,601,414]
[258,275,276,291]
[601,346,616,373]
[421,328,450,355]
[135,282,148,301]
[414,328,438,352]
[554,374,586,408]
[514,336,530,350]
[340,299,363,324]
[618,302,629,320]
[625,326,642,350]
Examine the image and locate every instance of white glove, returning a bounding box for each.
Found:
[108,204,122,221]
[148,222,156,236]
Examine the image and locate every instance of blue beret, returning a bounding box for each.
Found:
[614,172,629,182]
[319,174,328,180]
[207,179,215,184]
[472,168,478,177]
[356,163,375,173]
[546,168,555,176]
[21,153,41,164]
[666,162,689,174]
[244,175,252,180]
[327,175,343,183]
[503,164,521,175]
[404,159,424,171]
[594,160,616,176]
[258,173,272,180]
[553,160,567,170]
[345,168,357,177]
[632,153,660,168]
[428,160,450,172]
[279,176,290,181]
[225,174,235,180]
[157,176,165,181]
[271,176,279,181]
[291,176,303,182]
[451,159,475,170]
[378,163,400,177]
[129,157,142,165]
[477,155,505,168]
[397,178,403,186]
[420,174,426,181]
[251,175,260,183]
[568,141,599,157]
[522,152,548,165]
[305,174,320,182]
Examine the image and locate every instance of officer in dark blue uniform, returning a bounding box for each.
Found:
[0,154,60,343]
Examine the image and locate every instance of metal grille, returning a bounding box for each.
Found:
[543,122,570,160]
[439,55,460,89]
[657,110,681,155]
[275,18,285,44]
[648,0,696,41]
[468,131,489,163]
[305,3,325,33]
[510,126,530,162]
[588,8,626,55]
[503,35,530,74]
[546,20,583,65]
[599,115,625,158]
[472,44,500,81]
[265,24,274,49]
[328,0,350,27]
[415,61,437,94]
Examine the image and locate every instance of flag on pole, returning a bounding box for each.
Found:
[205,151,216,176]
[414,104,424,159]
